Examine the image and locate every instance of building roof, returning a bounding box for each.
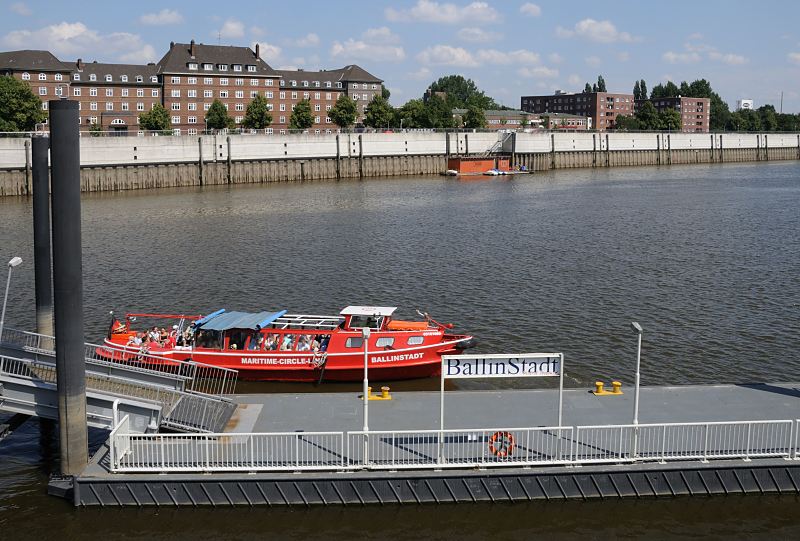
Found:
[0,50,70,72]
[157,41,278,76]
[452,108,527,116]
[70,61,160,85]
[276,64,382,85]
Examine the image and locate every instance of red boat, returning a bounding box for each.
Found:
[101,306,476,382]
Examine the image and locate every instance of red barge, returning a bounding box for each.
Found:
[101,306,475,382]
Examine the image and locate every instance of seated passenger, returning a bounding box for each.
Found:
[280,335,294,351]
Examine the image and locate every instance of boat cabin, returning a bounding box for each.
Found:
[339,305,397,331]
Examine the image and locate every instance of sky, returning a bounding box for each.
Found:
[3,0,800,112]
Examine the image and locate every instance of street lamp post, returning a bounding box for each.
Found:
[0,257,23,343]
[631,321,643,457]
[362,327,371,464]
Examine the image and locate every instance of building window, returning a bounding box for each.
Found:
[204,90,213,98]
[325,104,331,111]
[326,92,332,100]
[105,75,112,82]
[188,116,197,124]
[54,86,63,97]
[187,89,196,98]
[336,82,342,88]
[204,103,211,111]
[187,77,197,85]
[218,64,228,71]
[314,81,320,87]
[279,116,286,123]
[188,63,198,70]
[171,103,180,110]
[152,89,159,97]
[314,104,320,111]
[22,72,30,80]
[39,87,47,95]
[314,116,320,123]
[266,91,273,98]
[121,88,129,97]
[106,102,113,111]
[171,90,181,97]
[39,73,47,81]
[54,73,62,81]
[247,65,256,72]
[235,90,244,98]
[171,76,180,84]
[372,84,377,90]
[303,80,309,87]
[73,88,81,96]
[121,102,129,111]
[351,83,357,89]
[291,80,297,87]
[137,88,144,97]
[235,103,244,111]
[188,103,197,111]
[250,79,259,86]
[314,92,320,100]
[203,63,213,71]
[267,104,273,111]
[73,74,80,81]
[89,74,97,81]
[362,83,367,90]
[235,78,244,86]
[326,81,332,88]
[172,116,180,124]
[106,88,114,97]
[303,92,309,99]
[203,77,213,85]
[188,128,198,135]
[280,79,285,86]
[220,78,228,86]
[119,75,127,82]
[235,116,243,123]
[219,90,228,98]
[291,91,298,99]
[233,64,242,72]
[279,103,286,111]
[137,103,144,111]
[279,91,286,99]
[250,91,258,98]
[266,79,273,86]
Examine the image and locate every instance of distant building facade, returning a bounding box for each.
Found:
[520,90,634,131]
[736,99,754,111]
[635,96,710,132]
[0,41,383,134]
[451,108,589,131]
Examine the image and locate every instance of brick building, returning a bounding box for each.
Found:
[0,41,383,134]
[520,90,635,131]
[635,96,710,132]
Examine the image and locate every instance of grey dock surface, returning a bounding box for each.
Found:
[73,382,800,506]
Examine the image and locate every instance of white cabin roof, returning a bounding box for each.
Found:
[339,306,397,317]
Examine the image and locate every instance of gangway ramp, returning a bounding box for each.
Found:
[0,328,238,434]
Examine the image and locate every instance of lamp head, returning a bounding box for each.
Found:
[362,327,371,339]
[631,321,643,334]
[8,257,22,268]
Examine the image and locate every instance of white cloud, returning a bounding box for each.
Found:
[548,53,563,64]
[250,26,266,38]
[362,26,401,44]
[217,19,245,40]
[519,3,541,16]
[517,66,558,78]
[292,33,320,47]
[585,55,601,67]
[416,44,478,66]
[662,50,701,64]
[408,66,432,80]
[2,21,157,62]
[567,74,581,86]
[331,39,406,62]
[708,51,747,65]
[252,41,282,63]
[556,18,638,43]
[789,52,800,65]
[139,9,183,26]
[617,51,630,62]
[457,27,500,43]
[476,48,540,65]
[9,2,31,16]
[386,0,500,24]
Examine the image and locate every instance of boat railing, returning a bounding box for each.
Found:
[1,327,238,398]
[108,418,799,473]
[270,314,343,330]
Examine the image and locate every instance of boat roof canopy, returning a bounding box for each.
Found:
[197,310,288,331]
[340,306,397,317]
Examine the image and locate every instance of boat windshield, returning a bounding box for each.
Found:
[348,315,383,330]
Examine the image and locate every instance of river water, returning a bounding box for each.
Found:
[1,162,799,538]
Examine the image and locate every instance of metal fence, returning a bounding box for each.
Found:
[1,327,237,397]
[108,419,800,473]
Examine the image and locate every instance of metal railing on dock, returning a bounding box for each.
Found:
[107,418,800,473]
[1,327,237,397]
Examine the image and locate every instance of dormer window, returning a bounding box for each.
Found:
[150,76,157,83]
[188,62,198,70]
[291,80,297,87]
[233,64,242,72]
[302,80,309,87]
[105,74,112,82]
[247,65,256,72]
[314,81,320,87]
[280,79,285,86]
[203,63,213,70]
[218,64,228,71]
[336,82,342,88]
[90,74,97,81]
[72,73,80,81]
[55,73,63,81]
[136,75,143,82]
[326,81,331,88]
[22,72,30,80]
[121,75,128,82]
[39,73,47,80]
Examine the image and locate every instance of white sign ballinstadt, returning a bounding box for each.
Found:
[442,354,561,380]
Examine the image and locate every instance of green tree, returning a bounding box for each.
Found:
[639,80,647,101]
[679,81,691,96]
[381,86,391,100]
[657,109,682,131]
[88,121,103,137]
[757,105,777,131]
[241,95,272,130]
[776,113,800,131]
[592,83,598,92]
[708,93,730,131]
[583,82,592,93]
[205,99,234,130]
[633,80,641,101]
[138,103,171,133]
[425,95,455,128]
[397,99,427,128]
[289,99,314,130]
[463,105,486,129]
[614,114,641,131]
[596,75,607,92]
[427,74,498,110]
[328,94,358,129]
[364,95,394,129]
[0,75,47,131]
[635,101,659,130]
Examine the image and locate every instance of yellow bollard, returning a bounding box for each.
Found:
[594,381,605,394]
[611,381,623,395]
[381,386,390,399]
[368,386,392,401]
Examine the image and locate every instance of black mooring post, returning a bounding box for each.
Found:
[48,99,88,476]
[31,135,53,336]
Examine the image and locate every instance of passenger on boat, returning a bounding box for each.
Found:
[297,335,311,351]
[126,333,142,347]
[248,335,263,350]
[280,335,294,351]
[264,334,279,351]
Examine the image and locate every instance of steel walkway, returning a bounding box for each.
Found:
[0,328,238,434]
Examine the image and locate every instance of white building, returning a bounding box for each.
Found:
[736,99,754,111]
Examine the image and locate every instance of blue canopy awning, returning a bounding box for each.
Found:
[197,310,287,332]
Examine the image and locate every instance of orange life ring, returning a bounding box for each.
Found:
[488,431,515,457]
